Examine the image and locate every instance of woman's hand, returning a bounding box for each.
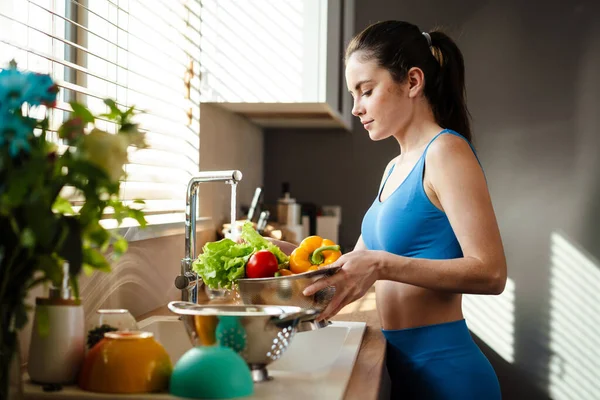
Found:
[302,250,383,321]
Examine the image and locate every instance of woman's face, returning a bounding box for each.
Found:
[345,51,413,141]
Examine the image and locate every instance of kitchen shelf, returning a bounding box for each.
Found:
[203,101,350,129]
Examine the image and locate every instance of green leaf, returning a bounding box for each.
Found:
[37,255,62,286]
[70,274,80,299]
[56,216,83,277]
[103,98,121,120]
[85,221,110,249]
[69,102,95,124]
[123,105,136,120]
[83,247,111,273]
[112,236,128,258]
[82,263,96,276]
[20,228,36,248]
[52,195,75,215]
[128,208,147,228]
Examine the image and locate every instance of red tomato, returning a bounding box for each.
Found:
[246,250,279,278]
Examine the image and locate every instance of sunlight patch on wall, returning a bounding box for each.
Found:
[463,277,515,363]
[549,231,600,400]
[200,0,308,103]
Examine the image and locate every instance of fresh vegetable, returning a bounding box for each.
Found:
[246,250,279,279]
[192,238,253,289]
[192,221,290,289]
[240,222,289,267]
[289,236,341,274]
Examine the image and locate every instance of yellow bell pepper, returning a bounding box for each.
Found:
[289,236,341,274]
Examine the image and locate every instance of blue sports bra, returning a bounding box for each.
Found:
[361,129,481,259]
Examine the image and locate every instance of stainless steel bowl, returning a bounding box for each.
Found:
[236,266,341,330]
[167,301,317,382]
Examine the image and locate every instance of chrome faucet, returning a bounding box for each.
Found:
[174,170,243,302]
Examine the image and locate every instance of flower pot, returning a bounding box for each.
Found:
[27,297,85,384]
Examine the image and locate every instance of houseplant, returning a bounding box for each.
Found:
[0,60,148,398]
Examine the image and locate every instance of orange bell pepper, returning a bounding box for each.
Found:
[289,236,341,274]
[275,269,294,277]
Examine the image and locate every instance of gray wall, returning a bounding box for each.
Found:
[264,0,600,398]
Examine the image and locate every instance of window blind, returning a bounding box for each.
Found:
[0,0,202,217]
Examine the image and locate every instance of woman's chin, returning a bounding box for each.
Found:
[368,129,388,141]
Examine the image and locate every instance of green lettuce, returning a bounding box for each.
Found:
[240,221,289,266]
[192,238,253,289]
[192,222,290,289]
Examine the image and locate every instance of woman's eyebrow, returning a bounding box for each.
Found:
[349,79,374,93]
[355,79,373,90]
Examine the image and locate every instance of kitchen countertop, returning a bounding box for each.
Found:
[137,288,386,400]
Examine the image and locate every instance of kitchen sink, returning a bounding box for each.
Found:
[23,316,366,400]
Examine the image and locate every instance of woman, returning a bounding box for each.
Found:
[303,21,507,399]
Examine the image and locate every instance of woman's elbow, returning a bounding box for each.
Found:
[487,262,507,295]
[488,274,506,295]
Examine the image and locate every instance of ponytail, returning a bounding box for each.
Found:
[428,31,472,142]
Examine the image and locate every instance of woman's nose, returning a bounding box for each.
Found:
[352,99,364,117]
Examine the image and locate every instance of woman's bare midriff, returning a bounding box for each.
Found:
[375,280,464,330]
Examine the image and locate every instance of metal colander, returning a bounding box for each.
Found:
[168,301,317,382]
[235,266,341,318]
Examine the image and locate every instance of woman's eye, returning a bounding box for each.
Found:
[362,90,372,97]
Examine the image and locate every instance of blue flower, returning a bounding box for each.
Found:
[0,112,35,157]
[0,63,57,110]
[0,67,30,111]
[0,62,57,158]
[8,135,30,157]
[23,73,58,107]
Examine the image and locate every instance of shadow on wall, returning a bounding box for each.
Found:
[474,335,551,400]
[467,229,600,400]
[547,232,600,400]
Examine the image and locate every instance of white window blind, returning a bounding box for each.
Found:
[0,0,202,217]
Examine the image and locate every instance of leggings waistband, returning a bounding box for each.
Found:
[382,319,474,357]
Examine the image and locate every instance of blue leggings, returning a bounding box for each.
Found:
[383,319,501,400]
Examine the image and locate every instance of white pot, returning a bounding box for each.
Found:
[27,299,85,384]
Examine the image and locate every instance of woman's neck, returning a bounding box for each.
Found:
[394,102,441,155]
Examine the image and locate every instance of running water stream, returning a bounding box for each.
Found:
[229,181,238,241]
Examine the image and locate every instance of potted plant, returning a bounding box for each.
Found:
[0,60,148,398]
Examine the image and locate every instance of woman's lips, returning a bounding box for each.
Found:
[362,120,373,129]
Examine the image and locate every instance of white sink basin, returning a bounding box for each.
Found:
[23,316,366,400]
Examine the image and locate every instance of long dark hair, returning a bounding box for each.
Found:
[345,21,472,142]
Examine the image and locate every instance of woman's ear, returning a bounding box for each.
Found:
[407,67,425,98]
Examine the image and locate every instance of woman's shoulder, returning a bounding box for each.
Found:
[426,130,477,164]
[425,130,484,183]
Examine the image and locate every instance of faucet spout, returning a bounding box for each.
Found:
[175,170,243,303]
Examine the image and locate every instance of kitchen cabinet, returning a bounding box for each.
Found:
[199,0,355,130]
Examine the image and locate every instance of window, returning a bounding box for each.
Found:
[0,0,202,226]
